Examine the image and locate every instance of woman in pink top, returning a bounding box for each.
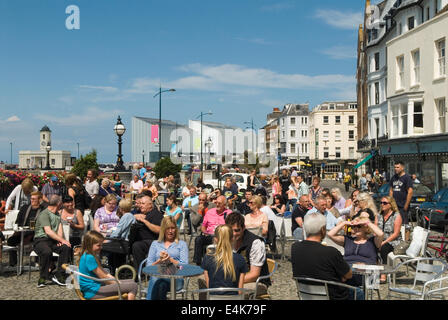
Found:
[93,194,120,235]
[244,195,269,238]
[271,176,281,197]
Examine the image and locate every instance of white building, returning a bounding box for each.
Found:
[310,102,359,174]
[19,125,72,169]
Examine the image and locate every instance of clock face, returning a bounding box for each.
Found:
[41,141,46,147]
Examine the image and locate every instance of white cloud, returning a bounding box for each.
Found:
[78,85,119,93]
[315,9,363,30]
[321,45,357,60]
[34,107,122,127]
[6,116,20,122]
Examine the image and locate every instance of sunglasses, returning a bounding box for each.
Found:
[380,202,390,205]
[352,225,363,229]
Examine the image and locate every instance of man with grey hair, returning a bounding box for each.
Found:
[33,195,72,288]
[305,195,338,231]
[291,212,354,300]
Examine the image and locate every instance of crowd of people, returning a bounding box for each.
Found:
[0,160,416,300]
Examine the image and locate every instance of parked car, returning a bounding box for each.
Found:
[372,183,434,222]
[203,173,261,192]
[416,188,448,228]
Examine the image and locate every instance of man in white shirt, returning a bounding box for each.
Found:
[85,169,99,200]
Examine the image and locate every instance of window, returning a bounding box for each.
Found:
[372,28,378,40]
[302,130,308,138]
[282,131,285,139]
[323,116,329,124]
[368,84,372,105]
[335,116,341,124]
[399,23,402,35]
[335,147,341,159]
[375,82,380,104]
[413,102,424,134]
[324,147,329,159]
[397,56,405,89]
[290,143,296,154]
[412,50,420,85]
[426,7,430,21]
[323,131,329,140]
[408,16,415,30]
[290,130,296,138]
[438,98,446,133]
[435,0,439,14]
[349,130,355,140]
[51,159,55,165]
[349,103,357,109]
[302,143,308,153]
[43,134,45,140]
[290,117,296,125]
[375,118,380,139]
[401,104,408,135]
[329,104,335,110]
[436,39,446,77]
[335,131,341,141]
[281,118,285,126]
[302,117,308,125]
[392,106,399,137]
[349,147,355,159]
[349,115,355,124]
[374,52,380,71]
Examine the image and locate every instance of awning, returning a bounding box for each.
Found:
[354,154,373,169]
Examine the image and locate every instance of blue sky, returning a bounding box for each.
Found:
[0,0,369,163]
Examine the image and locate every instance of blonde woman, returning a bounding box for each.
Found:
[245,195,269,237]
[142,180,158,200]
[202,225,248,295]
[354,192,379,224]
[146,216,188,300]
[5,178,38,212]
[78,230,137,300]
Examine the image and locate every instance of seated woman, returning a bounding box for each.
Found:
[325,193,341,219]
[355,192,379,225]
[146,216,188,300]
[142,180,158,200]
[327,213,384,287]
[78,230,137,300]
[60,195,85,247]
[201,224,247,296]
[93,194,120,235]
[129,175,144,194]
[270,194,286,216]
[331,188,346,211]
[101,199,136,273]
[244,195,269,238]
[165,194,183,229]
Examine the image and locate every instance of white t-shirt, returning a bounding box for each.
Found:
[85,180,99,198]
[260,206,278,221]
[130,180,144,192]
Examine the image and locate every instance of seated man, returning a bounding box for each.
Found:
[291,195,310,241]
[181,186,199,235]
[236,189,253,215]
[131,195,163,270]
[7,191,45,266]
[225,212,271,297]
[33,195,72,288]
[193,195,231,265]
[291,212,362,300]
[305,195,339,231]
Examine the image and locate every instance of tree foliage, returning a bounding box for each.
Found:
[71,150,99,180]
[153,157,182,179]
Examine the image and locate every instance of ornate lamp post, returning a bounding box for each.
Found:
[196,111,213,173]
[153,87,176,161]
[114,116,126,171]
[205,137,213,169]
[45,144,52,170]
[142,150,145,166]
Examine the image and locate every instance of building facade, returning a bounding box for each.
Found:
[19,126,72,170]
[382,6,448,191]
[310,102,360,175]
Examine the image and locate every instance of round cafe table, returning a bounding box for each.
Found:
[142,264,204,300]
[352,264,396,300]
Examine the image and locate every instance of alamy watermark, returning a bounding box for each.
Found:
[66,5,80,30]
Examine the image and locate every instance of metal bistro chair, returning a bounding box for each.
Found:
[137,259,190,300]
[254,258,278,300]
[294,277,360,300]
[62,264,128,300]
[420,275,448,300]
[191,287,254,300]
[387,257,448,300]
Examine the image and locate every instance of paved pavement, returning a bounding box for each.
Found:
[0,180,446,300]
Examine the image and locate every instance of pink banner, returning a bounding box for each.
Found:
[151,125,159,144]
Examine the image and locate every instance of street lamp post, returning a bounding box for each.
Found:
[114,116,126,172]
[10,142,12,165]
[153,86,176,162]
[205,137,213,169]
[45,145,52,170]
[196,111,213,174]
[77,142,80,159]
[142,150,145,166]
[244,118,257,161]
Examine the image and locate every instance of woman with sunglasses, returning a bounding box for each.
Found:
[270,194,286,217]
[377,196,402,282]
[244,195,269,238]
[328,213,384,286]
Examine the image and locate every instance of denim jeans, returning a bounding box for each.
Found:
[348,287,364,300]
[146,277,184,300]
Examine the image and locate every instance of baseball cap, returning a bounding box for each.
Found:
[51,176,58,182]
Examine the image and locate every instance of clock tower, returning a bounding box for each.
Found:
[40,125,52,151]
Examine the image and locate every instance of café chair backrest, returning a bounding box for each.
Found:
[5,210,19,230]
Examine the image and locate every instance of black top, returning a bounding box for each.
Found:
[343,236,377,265]
[279,175,291,195]
[222,185,238,200]
[389,174,413,208]
[202,252,248,294]
[16,204,44,227]
[291,205,307,233]
[246,176,256,191]
[139,207,163,241]
[236,201,252,215]
[291,240,351,300]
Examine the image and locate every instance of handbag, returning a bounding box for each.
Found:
[393,240,410,255]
